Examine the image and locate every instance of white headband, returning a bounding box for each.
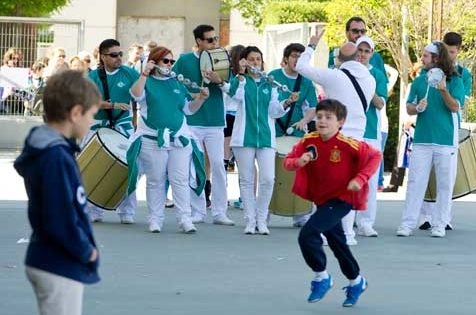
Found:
[424,42,439,55]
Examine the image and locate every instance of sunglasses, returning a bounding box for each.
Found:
[104,51,123,58]
[58,54,66,58]
[350,28,367,35]
[203,36,219,44]
[161,58,176,65]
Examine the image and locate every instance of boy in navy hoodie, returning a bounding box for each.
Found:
[14,70,101,315]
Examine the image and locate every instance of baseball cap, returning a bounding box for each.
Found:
[356,35,375,51]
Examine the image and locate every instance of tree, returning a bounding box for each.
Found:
[0,0,70,17]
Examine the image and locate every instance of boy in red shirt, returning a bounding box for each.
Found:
[284,99,381,307]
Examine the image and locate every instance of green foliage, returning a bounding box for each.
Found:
[262,1,327,28]
[0,0,70,17]
[221,0,266,31]
[465,99,476,123]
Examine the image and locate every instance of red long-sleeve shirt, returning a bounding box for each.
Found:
[283,131,381,210]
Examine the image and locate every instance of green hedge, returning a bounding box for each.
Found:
[263,1,327,26]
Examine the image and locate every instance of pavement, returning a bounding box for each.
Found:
[1,150,476,315]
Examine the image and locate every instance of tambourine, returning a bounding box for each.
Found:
[426,68,445,88]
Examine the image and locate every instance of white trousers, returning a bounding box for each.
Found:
[26,267,84,315]
[356,138,381,228]
[233,147,275,224]
[81,128,138,219]
[139,138,193,227]
[189,127,228,219]
[400,144,457,229]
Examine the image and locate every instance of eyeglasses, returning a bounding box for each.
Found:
[203,36,219,43]
[104,51,123,58]
[350,28,367,35]
[58,54,66,58]
[161,58,176,65]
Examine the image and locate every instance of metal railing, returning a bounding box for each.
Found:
[0,16,84,116]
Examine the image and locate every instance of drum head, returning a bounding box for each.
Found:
[96,128,129,164]
[426,68,445,88]
[276,136,302,156]
[199,48,230,84]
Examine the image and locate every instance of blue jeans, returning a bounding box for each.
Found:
[298,199,360,280]
[378,132,388,187]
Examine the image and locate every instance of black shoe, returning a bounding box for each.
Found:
[382,185,398,192]
[419,221,431,230]
[445,224,453,231]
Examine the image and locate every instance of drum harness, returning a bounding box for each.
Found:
[276,74,302,135]
[98,67,128,129]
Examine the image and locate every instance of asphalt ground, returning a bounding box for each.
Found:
[1,151,475,315]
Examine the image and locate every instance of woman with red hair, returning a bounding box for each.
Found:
[127,46,209,234]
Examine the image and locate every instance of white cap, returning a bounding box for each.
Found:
[356,35,375,51]
[424,42,439,55]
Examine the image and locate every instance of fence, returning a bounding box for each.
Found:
[0,16,84,116]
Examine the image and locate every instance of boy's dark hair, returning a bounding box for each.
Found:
[98,39,120,55]
[316,99,348,121]
[345,16,366,31]
[193,24,215,40]
[443,32,462,48]
[43,70,100,123]
[283,43,305,58]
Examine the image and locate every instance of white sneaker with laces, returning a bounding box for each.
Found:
[149,222,161,233]
[346,237,358,246]
[257,222,270,235]
[430,227,445,238]
[357,225,378,237]
[180,221,197,234]
[191,215,205,224]
[396,226,412,237]
[244,222,256,235]
[120,215,134,224]
[213,215,235,226]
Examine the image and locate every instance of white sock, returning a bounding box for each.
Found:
[349,275,362,286]
[314,271,329,281]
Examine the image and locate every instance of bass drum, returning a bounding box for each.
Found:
[269,136,312,216]
[199,48,230,84]
[424,129,476,201]
[77,128,129,210]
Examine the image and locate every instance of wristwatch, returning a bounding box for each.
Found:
[308,43,317,50]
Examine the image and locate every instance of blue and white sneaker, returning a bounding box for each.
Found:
[307,276,333,303]
[342,277,367,307]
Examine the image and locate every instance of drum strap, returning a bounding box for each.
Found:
[98,68,126,128]
[341,68,367,112]
[276,74,302,134]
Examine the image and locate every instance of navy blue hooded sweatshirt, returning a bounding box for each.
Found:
[14,125,100,284]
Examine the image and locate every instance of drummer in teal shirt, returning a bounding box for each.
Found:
[269,43,318,138]
[396,41,464,239]
[355,36,388,237]
[84,39,139,224]
[268,43,318,228]
[172,24,235,226]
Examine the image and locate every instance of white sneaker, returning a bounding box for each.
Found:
[430,227,446,238]
[191,215,205,224]
[357,225,378,237]
[257,222,270,235]
[244,222,256,235]
[149,222,161,233]
[396,226,412,237]
[120,215,134,224]
[165,198,174,208]
[213,215,235,226]
[346,237,358,246]
[180,221,197,234]
[89,214,103,223]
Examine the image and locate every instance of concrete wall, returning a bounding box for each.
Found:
[117,0,222,54]
[53,0,117,55]
[0,116,43,149]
